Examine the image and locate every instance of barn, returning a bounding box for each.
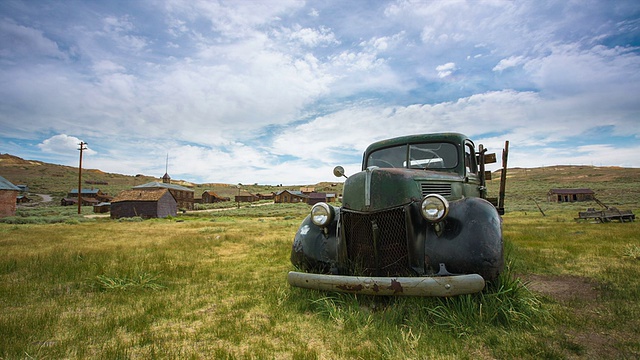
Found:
[547,188,595,203]
[0,175,20,218]
[134,182,194,210]
[110,188,177,219]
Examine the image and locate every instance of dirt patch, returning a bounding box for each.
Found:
[520,274,600,302]
[519,274,630,359]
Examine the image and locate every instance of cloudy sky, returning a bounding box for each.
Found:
[1,0,639,185]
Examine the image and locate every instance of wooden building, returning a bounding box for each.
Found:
[255,193,274,200]
[202,190,230,203]
[274,190,307,204]
[0,175,20,218]
[307,192,328,205]
[110,189,177,219]
[134,182,194,210]
[547,188,595,203]
[63,188,111,206]
[93,202,111,213]
[16,195,31,204]
[235,191,258,203]
[61,197,99,206]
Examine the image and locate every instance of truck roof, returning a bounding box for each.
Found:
[364,132,470,155]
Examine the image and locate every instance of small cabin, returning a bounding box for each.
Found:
[110,189,177,219]
[274,190,307,204]
[235,191,258,203]
[202,190,230,203]
[547,188,595,203]
[307,192,328,205]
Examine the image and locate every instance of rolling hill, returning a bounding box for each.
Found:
[2,153,638,211]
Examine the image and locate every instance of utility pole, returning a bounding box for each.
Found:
[236,184,241,209]
[77,142,87,214]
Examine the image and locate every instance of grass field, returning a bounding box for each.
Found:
[1,201,639,359]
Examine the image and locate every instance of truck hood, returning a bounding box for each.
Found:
[342,167,462,212]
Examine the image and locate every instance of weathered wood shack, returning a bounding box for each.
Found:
[202,190,230,203]
[274,190,307,204]
[134,182,194,210]
[235,191,258,203]
[93,202,111,213]
[547,188,595,203]
[16,195,31,204]
[307,192,328,205]
[0,175,20,218]
[255,193,274,200]
[67,188,112,202]
[110,188,177,219]
[61,197,98,206]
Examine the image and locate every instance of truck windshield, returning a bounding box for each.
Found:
[366,142,458,170]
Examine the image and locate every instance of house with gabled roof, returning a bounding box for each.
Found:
[110,188,177,219]
[201,190,230,203]
[235,191,258,203]
[134,181,194,210]
[0,175,20,218]
[274,190,307,204]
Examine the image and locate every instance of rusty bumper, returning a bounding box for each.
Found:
[287,271,485,297]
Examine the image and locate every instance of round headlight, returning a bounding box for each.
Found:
[420,194,449,222]
[311,202,334,227]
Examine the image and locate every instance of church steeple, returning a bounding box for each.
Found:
[162,153,171,184]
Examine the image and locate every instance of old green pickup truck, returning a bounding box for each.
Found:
[288,133,509,296]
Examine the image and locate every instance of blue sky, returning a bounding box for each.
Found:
[1,0,639,185]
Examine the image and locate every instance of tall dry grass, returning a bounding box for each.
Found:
[0,203,638,359]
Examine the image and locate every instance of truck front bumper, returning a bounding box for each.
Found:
[287,271,485,297]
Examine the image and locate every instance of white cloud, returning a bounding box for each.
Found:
[37,135,96,156]
[1,0,639,185]
[287,26,339,47]
[493,55,525,71]
[92,60,126,74]
[436,62,456,78]
[100,16,148,52]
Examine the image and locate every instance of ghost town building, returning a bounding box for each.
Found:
[110,188,177,219]
[0,175,20,218]
[547,188,595,203]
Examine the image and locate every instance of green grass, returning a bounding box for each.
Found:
[0,203,639,359]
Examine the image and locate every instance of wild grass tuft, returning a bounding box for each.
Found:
[94,271,166,291]
[623,244,640,260]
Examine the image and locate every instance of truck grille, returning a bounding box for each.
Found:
[420,183,452,197]
[341,207,411,276]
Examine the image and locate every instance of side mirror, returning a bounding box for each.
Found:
[333,166,347,178]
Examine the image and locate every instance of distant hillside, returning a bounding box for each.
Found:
[0,153,160,200]
[0,154,343,201]
[2,154,638,210]
[486,165,640,210]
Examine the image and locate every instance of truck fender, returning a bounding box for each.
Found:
[290,214,339,273]
[425,197,503,281]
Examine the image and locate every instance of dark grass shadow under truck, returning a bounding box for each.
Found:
[288,132,509,296]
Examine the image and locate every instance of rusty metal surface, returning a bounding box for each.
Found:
[287,271,485,296]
